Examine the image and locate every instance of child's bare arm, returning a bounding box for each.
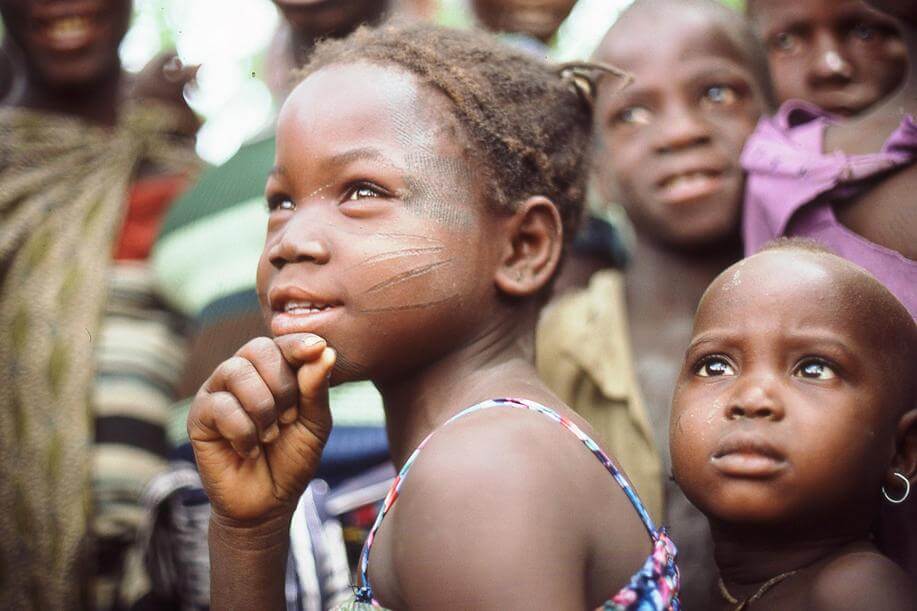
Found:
[187,333,335,611]
[808,551,917,611]
[378,419,596,610]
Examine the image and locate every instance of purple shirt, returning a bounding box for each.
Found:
[741,100,917,319]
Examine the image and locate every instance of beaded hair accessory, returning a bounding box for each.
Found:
[557,61,634,110]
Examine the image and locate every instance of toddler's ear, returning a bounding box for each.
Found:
[494,196,563,297]
[886,408,917,490]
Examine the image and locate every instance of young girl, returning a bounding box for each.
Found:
[186,23,679,610]
[741,0,916,318]
[670,240,916,610]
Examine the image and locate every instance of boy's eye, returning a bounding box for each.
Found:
[268,196,295,212]
[851,23,877,41]
[771,32,799,54]
[695,356,736,377]
[702,85,738,107]
[793,359,837,380]
[615,106,652,126]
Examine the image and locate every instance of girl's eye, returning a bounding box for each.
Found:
[615,106,652,126]
[696,356,736,378]
[347,184,382,201]
[268,196,295,212]
[702,85,738,107]
[772,32,799,53]
[793,359,837,380]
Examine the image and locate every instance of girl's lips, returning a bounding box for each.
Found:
[270,307,342,337]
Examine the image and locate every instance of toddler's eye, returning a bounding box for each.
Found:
[771,32,799,54]
[794,359,837,380]
[268,196,295,212]
[696,356,735,377]
[615,106,652,126]
[347,184,382,201]
[702,85,738,107]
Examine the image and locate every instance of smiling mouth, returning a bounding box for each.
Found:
[658,170,725,204]
[283,300,336,315]
[33,13,101,52]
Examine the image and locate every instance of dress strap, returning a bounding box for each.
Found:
[353,398,658,604]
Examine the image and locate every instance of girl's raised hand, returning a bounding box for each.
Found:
[187,333,336,526]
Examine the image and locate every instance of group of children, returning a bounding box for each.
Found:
[186,0,916,609]
[0,0,913,609]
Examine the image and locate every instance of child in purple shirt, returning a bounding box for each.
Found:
[742,0,916,319]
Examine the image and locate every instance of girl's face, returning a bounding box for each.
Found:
[258,62,503,384]
[670,252,900,533]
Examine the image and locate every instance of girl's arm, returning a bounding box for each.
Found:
[186,333,335,611]
[209,514,292,610]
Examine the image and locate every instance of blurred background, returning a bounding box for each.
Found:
[1,0,743,164]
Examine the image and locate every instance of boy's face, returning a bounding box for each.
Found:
[670,252,901,533]
[272,0,389,39]
[471,0,577,42]
[750,0,906,116]
[260,62,503,385]
[594,14,767,250]
[0,0,131,88]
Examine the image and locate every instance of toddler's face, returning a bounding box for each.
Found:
[594,15,766,250]
[750,0,906,116]
[670,252,899,532]
[258,62,502,384]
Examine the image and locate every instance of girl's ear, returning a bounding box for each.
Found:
[494,196,563,297]
[885,408,917,492]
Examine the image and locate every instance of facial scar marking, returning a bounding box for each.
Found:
[349,246,445,270]
[359,259,453,295]
[357,294,458,313]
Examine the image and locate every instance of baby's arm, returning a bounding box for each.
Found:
[186,334,335,611]
[807,550,917,611]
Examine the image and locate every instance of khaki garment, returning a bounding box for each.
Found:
[536,269,664,522]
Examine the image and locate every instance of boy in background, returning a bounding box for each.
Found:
[536,0,773,606]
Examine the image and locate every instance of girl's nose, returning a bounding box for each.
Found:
[267,230,331,270]
[725,375,785,422]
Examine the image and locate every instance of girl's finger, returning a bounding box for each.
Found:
[188,391,260,459]
[220,356,280,443]
[236,337,299,423]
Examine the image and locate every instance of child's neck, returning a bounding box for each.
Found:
[711,521,872,595]
[3,67,123,127]
[376,306,554,467]
[625,230,740,314]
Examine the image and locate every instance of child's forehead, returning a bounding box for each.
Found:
[696,251,902,347]
[750,0,878,25]
[597,13,750,75]
[280,62,457,156]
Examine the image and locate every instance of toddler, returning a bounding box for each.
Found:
[671,240,916,610]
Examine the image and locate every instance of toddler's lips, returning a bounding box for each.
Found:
[711,435,787,479]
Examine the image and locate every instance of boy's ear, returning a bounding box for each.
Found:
[494,196,563,297]
[886,408,917,492]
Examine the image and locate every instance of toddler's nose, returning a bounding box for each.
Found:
[725,376,784,422]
